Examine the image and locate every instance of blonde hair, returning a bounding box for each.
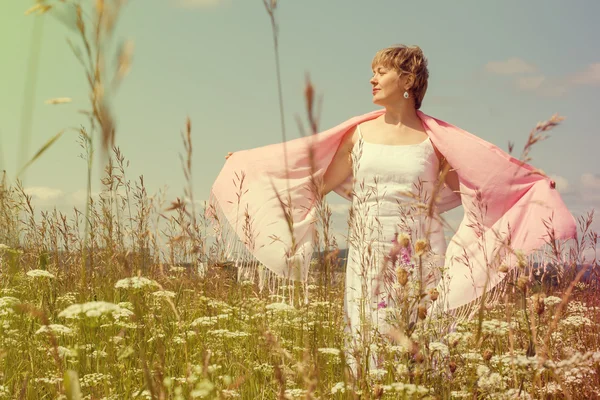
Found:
[371,45,429,109]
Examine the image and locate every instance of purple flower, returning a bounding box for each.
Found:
[400,246,412,266]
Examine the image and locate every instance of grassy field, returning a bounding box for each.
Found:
[2,1,598,399]
[0,175,599,399]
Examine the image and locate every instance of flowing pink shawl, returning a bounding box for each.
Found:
[208,109,577,316]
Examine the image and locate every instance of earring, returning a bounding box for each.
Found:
[404,91,409,99]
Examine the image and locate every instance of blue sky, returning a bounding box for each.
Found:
[1,0,599,249]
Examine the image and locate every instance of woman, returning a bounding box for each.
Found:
[318,46,461,365]
[212,45,576,366]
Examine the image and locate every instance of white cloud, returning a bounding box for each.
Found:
[24,187,65,202]
[581,173,600,190]
[515,75,546,91]
[23,187,102,210]
[511,74,568,97]
[569,63,600,86]
[485,58,537,75]
[548,175,573,195]
[580,173,600,203]
[71,189,92,205]
[537,83,569,98]
[487,59,600,97]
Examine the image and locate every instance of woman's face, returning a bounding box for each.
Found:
[370,65,408,106]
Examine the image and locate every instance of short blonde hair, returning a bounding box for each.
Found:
[371,45,429,109]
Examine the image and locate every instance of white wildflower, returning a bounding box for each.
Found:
[389,345,409,354]
[450,390,471,398]
[152,290,176,298]
[100,395,121,400]
[369,368,387,380]
[26,269,55,279]
[190,314,229,327]
[542,382,562,395]
[561,315,592,328]
[253,363,274,375]
[111,336,124,345]
[463,352,483,361]
[478,372,504,392]
[0,288,19,296]
[55,346,77,358]
[115,321,138,329]
[147,333,166,343]
[396,364,409,377]
[481,319,511,335]
[563,366,592,385]
[429,342,449,357]
[265,302,295,312]
[317,348,341,356]
[118,302,134,310]
[567,301,586,314]
[56,292,77,307]
[284,388,306,399]
[0,296,20,318]
[136,389,152,399]
[58,301,128,319]
[35,324,74,336]
[112,307,134,320]
[203,298,233,313]
[445,331,472,347]
[114,277,158,290]
[331,382,349,394]
[91,350,108,358]
[544,296,562,306]
[173,336,185,345]
[77,344,94,352]
[34,376,63,385]
[493,354,542,370]
[382,382,431,396]
[551,331,562,342]
[80,373,110,388]
[207,329,249,339]
[477,365,490,377]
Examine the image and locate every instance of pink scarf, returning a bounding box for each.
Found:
[208,109,577,315]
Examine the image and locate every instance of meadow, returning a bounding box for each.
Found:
[1,1,598,399]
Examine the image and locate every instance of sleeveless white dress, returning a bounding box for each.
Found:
[344,124,448,369]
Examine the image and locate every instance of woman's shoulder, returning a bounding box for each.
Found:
[343,125,358,148]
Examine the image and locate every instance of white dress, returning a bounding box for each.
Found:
[343,124,448,369]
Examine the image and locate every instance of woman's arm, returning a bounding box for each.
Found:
[433,146,461,197]
[320,126,357,196]
[443,162,460,195]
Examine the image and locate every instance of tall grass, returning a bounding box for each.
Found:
[0,1,598,399]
